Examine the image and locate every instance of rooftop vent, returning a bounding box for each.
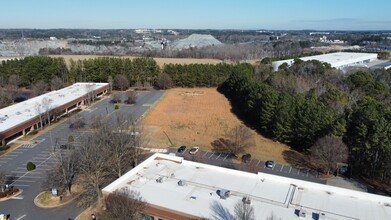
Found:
[242,197,251,204]
[178,180,186,186]
[299,210,306,218]
[217,189,231,200]
[156,176,164,183]
[319,212,326,220]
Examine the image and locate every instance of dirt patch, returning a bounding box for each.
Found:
[48,55,223,68]
[142,87,294,164]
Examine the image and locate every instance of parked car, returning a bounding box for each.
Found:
[189,146,200,155]
[265,160,275,168]
[241,154,252,163]
[177,145,186,154]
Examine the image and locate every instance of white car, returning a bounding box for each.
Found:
[189,146,200,155]
[265,160,275,168]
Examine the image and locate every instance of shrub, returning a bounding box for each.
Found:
[114,104,119,110]
[27,162,36,171]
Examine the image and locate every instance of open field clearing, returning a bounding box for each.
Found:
[142,87,294,164]
[48,55,223,67]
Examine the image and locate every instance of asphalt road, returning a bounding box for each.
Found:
[174,148,326,184]
[0,89,164,220]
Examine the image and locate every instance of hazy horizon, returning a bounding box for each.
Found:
[0,0,390,30]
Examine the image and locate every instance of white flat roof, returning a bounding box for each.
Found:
[103,153,391,220]
[0,82,108,133]
[272,52,378,70]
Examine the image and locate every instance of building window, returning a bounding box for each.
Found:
[141,214,154,220]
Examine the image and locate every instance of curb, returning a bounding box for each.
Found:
[34,191,80,208]
[0,189,23,202]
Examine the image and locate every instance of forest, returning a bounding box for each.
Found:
[1,56,391,182]
[220,61,391,181]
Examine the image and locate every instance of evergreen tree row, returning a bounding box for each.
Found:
[220,61,391,179]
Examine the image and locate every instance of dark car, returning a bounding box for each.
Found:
[177,145,186,154]
[241,154,252,163]
[265,160,275,168]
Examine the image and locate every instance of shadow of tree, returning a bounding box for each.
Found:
[282,150,317,170]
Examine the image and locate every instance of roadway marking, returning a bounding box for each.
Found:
[16,214,27,220]
[203,151,208,157]
[10,184,30,187]
[208,153,215,159]
[297,168,300,175]
[280,165,284,172]
[223,154,229,161]
[215,153,221,160]
[11,196,24,200]
[306,169,310,177]
[289,167,292,173]
[256,160,260,166]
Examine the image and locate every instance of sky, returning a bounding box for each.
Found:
[0,0,390,30]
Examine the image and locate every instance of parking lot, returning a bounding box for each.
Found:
[174,148,325,184]
[0,89,164,220]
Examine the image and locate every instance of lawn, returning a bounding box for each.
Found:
[142,87,295,164]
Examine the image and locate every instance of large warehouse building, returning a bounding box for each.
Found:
[0,82,109,146]
[103,153,391,220]
[272,52,378,71]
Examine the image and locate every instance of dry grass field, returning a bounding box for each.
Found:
[142,87,294,164]
[48,55,223,67]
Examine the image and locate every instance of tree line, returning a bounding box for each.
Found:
[0,56,234,107]
[220,61,391,180]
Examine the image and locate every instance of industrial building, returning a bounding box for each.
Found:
[102,153,391,220]
[0,82,109,146]
[272,52,378,71]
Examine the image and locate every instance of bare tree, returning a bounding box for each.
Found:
[108,75,114,93]
[69,114,86,129]
[310,135,348,175]
[43,150,79,196]
[211,125,254,157]
[97,112,135,178]
[7,74,22,89]
[234,200,255,220]
[34,102,44,130]
[114,74,130,91]
[31,80,48,97]
[111,93,122,103]
[77,135,111,207]
[125,90,137,104]
[50,76,64,91]
[85,84,95,106]
[156,72,173,90]
[105,188,146,220]
[41,97,53,126]
[210,201,234,220]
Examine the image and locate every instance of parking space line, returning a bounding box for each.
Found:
[215,153,221,160]
[208,153,215,159]
[13,179,36,183]
[297,168,300,175]
[223,154,229,161]
[306,169,310,177]
[256,160,260,166]
[272,165,275,170]
[280,165,284,172]
[289,167,292,173]
[10,184,30,187]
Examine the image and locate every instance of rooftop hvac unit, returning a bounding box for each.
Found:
[319,212,326,220]
[156,176,164,183]
[178,180,186,186]
[218,189,231,200]
[242,197,251,204]
[299,210,306,218]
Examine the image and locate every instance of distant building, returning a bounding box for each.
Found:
[49,37,57,41]
[0,83,109,146]
[102,153,391,220]
[272,52,378,71]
